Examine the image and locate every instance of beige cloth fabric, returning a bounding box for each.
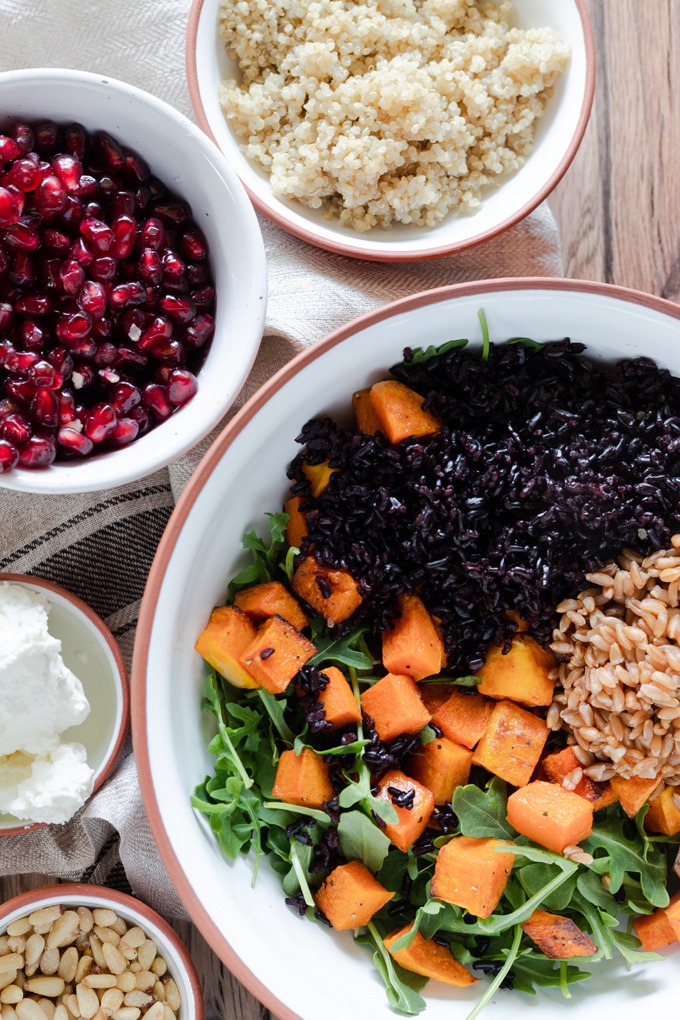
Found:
[0,0,563,917]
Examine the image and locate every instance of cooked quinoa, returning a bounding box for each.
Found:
[217,0,570,231]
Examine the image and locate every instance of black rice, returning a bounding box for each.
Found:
[288,340,680,672]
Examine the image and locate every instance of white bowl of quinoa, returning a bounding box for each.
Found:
[186,0,594,261]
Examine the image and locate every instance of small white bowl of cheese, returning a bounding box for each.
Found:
[0,574,128,835]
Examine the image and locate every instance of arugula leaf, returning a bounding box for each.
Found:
[464,924,522,1020]
[308,616,376,671]
[228,512,290,594]
[582,815,669,907]
[420,674,480,688]
[453,778,515,839]
[338,810,392,874]
[608,927,664,965]
[403,338,469,366]
[518,864,577,911]
[478,308,490,362]
[506,336,545,350]
[357,923,428,1016]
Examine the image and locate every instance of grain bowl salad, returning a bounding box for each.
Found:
[217,0,570,231]
[193,323,680,1016]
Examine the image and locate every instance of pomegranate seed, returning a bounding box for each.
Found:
[123,149,151,184]
[18,433,56,469]
[111,381,142,414]
[48,347,74,375]
[108,417,139,445]
[90,256,117,281]
[180,226,209,261]
[0,245,8,275]
[158,293,195,324]
[66,337,97,359]
[138,248,163,284]
[92,132,125,172]
[61,195,84,227]
[129,405,151,435]
[192,286,216,311]
[0,136,21,164]
[56,311,93,343]
[70,238,94,266]
[35,175,68,216]
[153,201,190,227]
[29,360,62,389]
[51,153,83,193]
[142,382,172,419]
[15,293,53,316]
[98,368,120,386]
[0,413,31,445]
[4,221,41,252]
[0,439,19,472]
[92,316,113,339]
[0,303,13,333]
[78,280,107,319]
[111,216,137,258]
[41,257,62,291]
[121,308,147,339]
[83,201,105,219]
[110,190,136,219]
[80,217,114,254]
[33,121,60,154]
[98,175,119,196]
[57,426,93,456]
[187,263,208,287]
[60,260,86,295]
[84,402,117,442]
[78,174,99,198]
[44,229,71,253]
[71,362,96,390]
[4,378,36,404]
[162,250,186,284]
[139,217,165,251]
[166,368,198,406]
[134,186,151,213]
[12,126,34,155]
[114,346,147,369]
[4,156,40,192]
[63,124,88,160]
[109,281,146,309]
[58,389,77,423]
[0,339,14,364]
[0,187,22,228]
[32,388,59,427]
[21,321,47,351]
[185,313,215,349]
[150,338,183,363]
[5,350,39,373]
[9,253,34,288]
[138,316,172,350]
[94,342,118,367]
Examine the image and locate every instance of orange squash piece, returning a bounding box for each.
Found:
[645,785,680,836]
[431,688,495,749]
[541,746,610,804]
[384,926,478,987]
[314,861,394,930]
[382,594,446,681]
[431,836,516,918]
[407,737,473,805]
[368,380,441,444]
[194,605,259,689]
[317,666,361,729]
[665,889,680,937]
[505,610,529,633]
[272,747,335,809]
[284,496,308,550]
[374,770,435,852]
[234,581,309,632]
[292,555,363,627]
[477,636,556,708]
[472,701,549,787]
[360,673,430,743]
[610,775,660,818]
[352,387,381,435]
[302,460,336,497]
[521,910,597,958]
[633,906,677,952]
[507,781,594,854]
[418,683,458,715]
[239,614,316,694]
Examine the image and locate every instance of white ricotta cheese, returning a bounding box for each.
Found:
[0,582,95,824]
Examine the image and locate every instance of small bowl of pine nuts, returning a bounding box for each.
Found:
[0,884,203,1020]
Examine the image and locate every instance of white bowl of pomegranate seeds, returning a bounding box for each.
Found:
[0,883,203,1019]
[0,68,266,492]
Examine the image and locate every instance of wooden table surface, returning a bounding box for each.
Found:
[2,2,680,1018]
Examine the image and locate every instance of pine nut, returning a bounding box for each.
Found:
[0,987,22,1005]
[27,912,60,933]
[81,976,117,991]
[23,978,65,998]
[0,976,17,993]
[16,1002,47,1020]
[100,947,125,978]
[45,915,79,952]
[111,1010,140,1020]
[75,984,99,1020]
[90,913,116,931]
[145,1006,164,1020]
[36,1001,55,1019]
[24,937,44,973]
[161,979,180,1013]
[99,989,123,1013]
[113,976,134,995]
[92,931,118,949]
[75,913,92,938]
[53,1008,68,1020]
[57,951,77,987]
[5,924,30,941]
[133,972,154,993]
[38,952,59,978]
[134,945,155,973]
[117,932,144,955]
[0,960,22,978]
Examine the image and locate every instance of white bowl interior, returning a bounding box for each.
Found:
[141,284,680,1020]
[194,0,589,256]
[0,890,197,1015]
[0,69,266,493]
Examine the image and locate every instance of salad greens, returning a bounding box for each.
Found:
[193,509,679,1018]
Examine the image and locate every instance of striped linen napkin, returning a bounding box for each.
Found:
[0,0,563,917]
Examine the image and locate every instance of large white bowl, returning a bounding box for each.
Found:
[133,280,680,1020]
[187,0,595,261]
[0,67,267,493]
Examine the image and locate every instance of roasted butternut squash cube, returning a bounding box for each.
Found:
[633,906,677,952]
[472,700,549,787]
[302,459,336,497]
[646,785,680,836]
[272,747,335,809]
[665,889,680,938]
[292,555,363,627]
[407,737,473,805]
[360,673,430,742]
[477,636,556,707]
[284,496,308,550]
[317,666,361,729]
[375,769,435,852]
[430,836,516,918]
[521,909,597,958]
[541,746,608,804]
[610,775,660,817]
[194,605,259,689]
[315,860,394,930]
[507,781,594,854]
[239,614,316,694]
[384,926,478,986]
[234,581,309,632]
[382,594,446,681]
[418,682,459,715]
[369,380,441,444]
[432,688,495,749]
[353,387,381,435]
